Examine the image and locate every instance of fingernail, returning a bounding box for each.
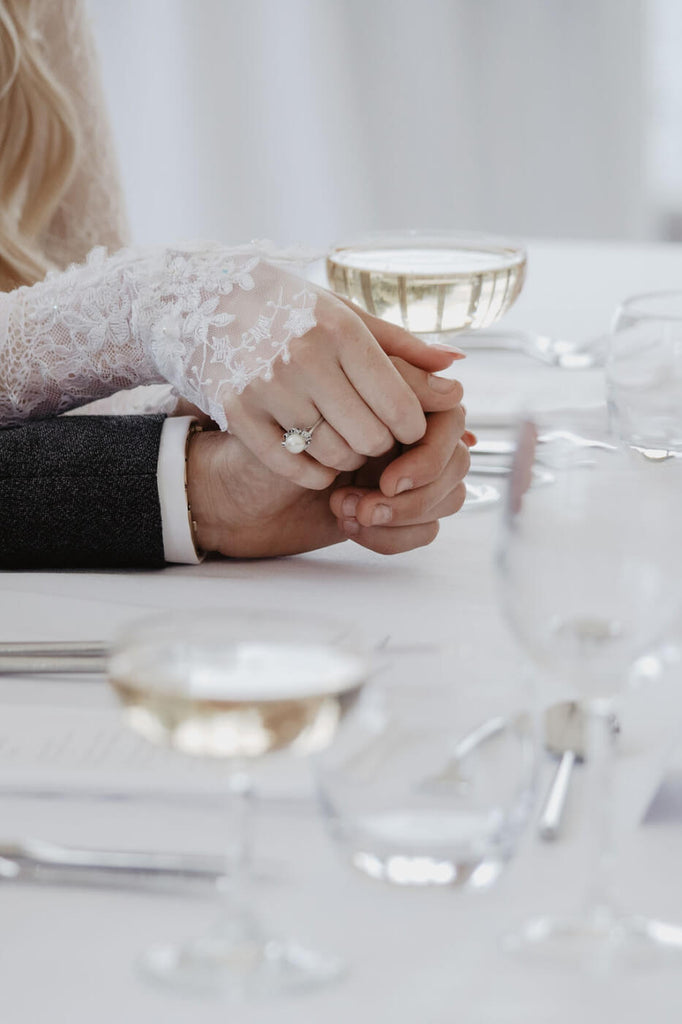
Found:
[342,517,360,536]
[371,504,392,525]
[395,478,413,494]
[342,494,359,517]
[432,345,466,358]
[463,430,478,447]
[428,374,457,393]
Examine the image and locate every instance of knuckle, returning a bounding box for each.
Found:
[360,427,394,457]
[302,462,337,490]
[335,451,367,472]
[452,404,466,434]
[274,451,333,490]
[392,400,426,444]
[449,379,464,404]
[314,445,362,472]
[368,534,401,556]
[453,481,467,512]
[457,442,472,478]
[288,333,322,367]
[274,459,307,485]
[423,521,440,546]
[316,304,358,350]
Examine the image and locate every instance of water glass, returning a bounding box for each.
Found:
[607,291,682,456]
[497,408,682,966]
[315,650,537,890]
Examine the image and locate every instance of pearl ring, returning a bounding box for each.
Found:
[281,415,324,454]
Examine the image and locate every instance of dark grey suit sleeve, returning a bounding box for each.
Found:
[0,415,168,569]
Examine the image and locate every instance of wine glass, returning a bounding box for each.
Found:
[107,608,370,997]
[326,229,527,510]
[496,410,682,965]
[607,290,682,458]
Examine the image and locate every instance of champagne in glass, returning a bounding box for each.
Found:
[108,610,369,997]
[327,232,526,335]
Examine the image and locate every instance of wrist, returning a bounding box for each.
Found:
[186,429,224,554]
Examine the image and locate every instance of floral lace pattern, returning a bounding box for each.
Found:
[0,244,318,428]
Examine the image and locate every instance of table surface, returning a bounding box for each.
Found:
[1,240,682,1024]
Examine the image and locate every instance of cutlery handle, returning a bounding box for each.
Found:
[0,656,107,675]
[0,642,108,656]
[538,750,576,841]
[0,641,109,675]
[0,861,221,892]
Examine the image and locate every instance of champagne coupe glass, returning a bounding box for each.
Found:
[326,229,527,510]
[326,230,526,338]
[107,609,369,997]
[497,410,682,966]
[607,290,682,458]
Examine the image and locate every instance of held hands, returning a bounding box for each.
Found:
[187,404,472,558]
[147,246,473,543]
[217,287,467,489]
[148,251,465,484]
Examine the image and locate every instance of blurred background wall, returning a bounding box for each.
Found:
[89,0,682,249]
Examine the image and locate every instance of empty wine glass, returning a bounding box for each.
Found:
[326,230,527,510]
[496,410,682,966]
[607,290,682,458]
[107,609,370,998]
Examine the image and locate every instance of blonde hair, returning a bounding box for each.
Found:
[0,0,78,291]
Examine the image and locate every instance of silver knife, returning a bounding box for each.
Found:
[0,837,227,889]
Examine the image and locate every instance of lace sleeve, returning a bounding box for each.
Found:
[0,243,318,428]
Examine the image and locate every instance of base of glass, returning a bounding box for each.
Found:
[629,444,682,462]
[501,908,682,972]
[350,847,505,889]
[139,933,346,998]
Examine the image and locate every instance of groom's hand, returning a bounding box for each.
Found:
[187,404,471,558]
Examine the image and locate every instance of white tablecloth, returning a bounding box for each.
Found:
[1,240,682,1023]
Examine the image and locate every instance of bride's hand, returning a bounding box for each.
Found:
[138,248,467,488]
[217,287,466,490]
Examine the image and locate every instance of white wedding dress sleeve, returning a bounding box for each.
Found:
[0,243,318,429]
[0,1,319,429]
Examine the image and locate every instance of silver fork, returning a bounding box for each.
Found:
[457,329,607,369]
[0,641,108,675]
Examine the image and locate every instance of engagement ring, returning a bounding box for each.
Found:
[281,416,324,454]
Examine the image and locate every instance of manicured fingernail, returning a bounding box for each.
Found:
[432,345,466,358]
[342,517,360,535]
[395,478,413,494]
[463,430,478,447]
[428,374,458,393]
[342,495,359,517]
[371,504,392,525]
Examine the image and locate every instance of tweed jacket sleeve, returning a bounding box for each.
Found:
[0,415,167,569]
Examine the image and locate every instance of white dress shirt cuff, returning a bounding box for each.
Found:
[157,416,204,564]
